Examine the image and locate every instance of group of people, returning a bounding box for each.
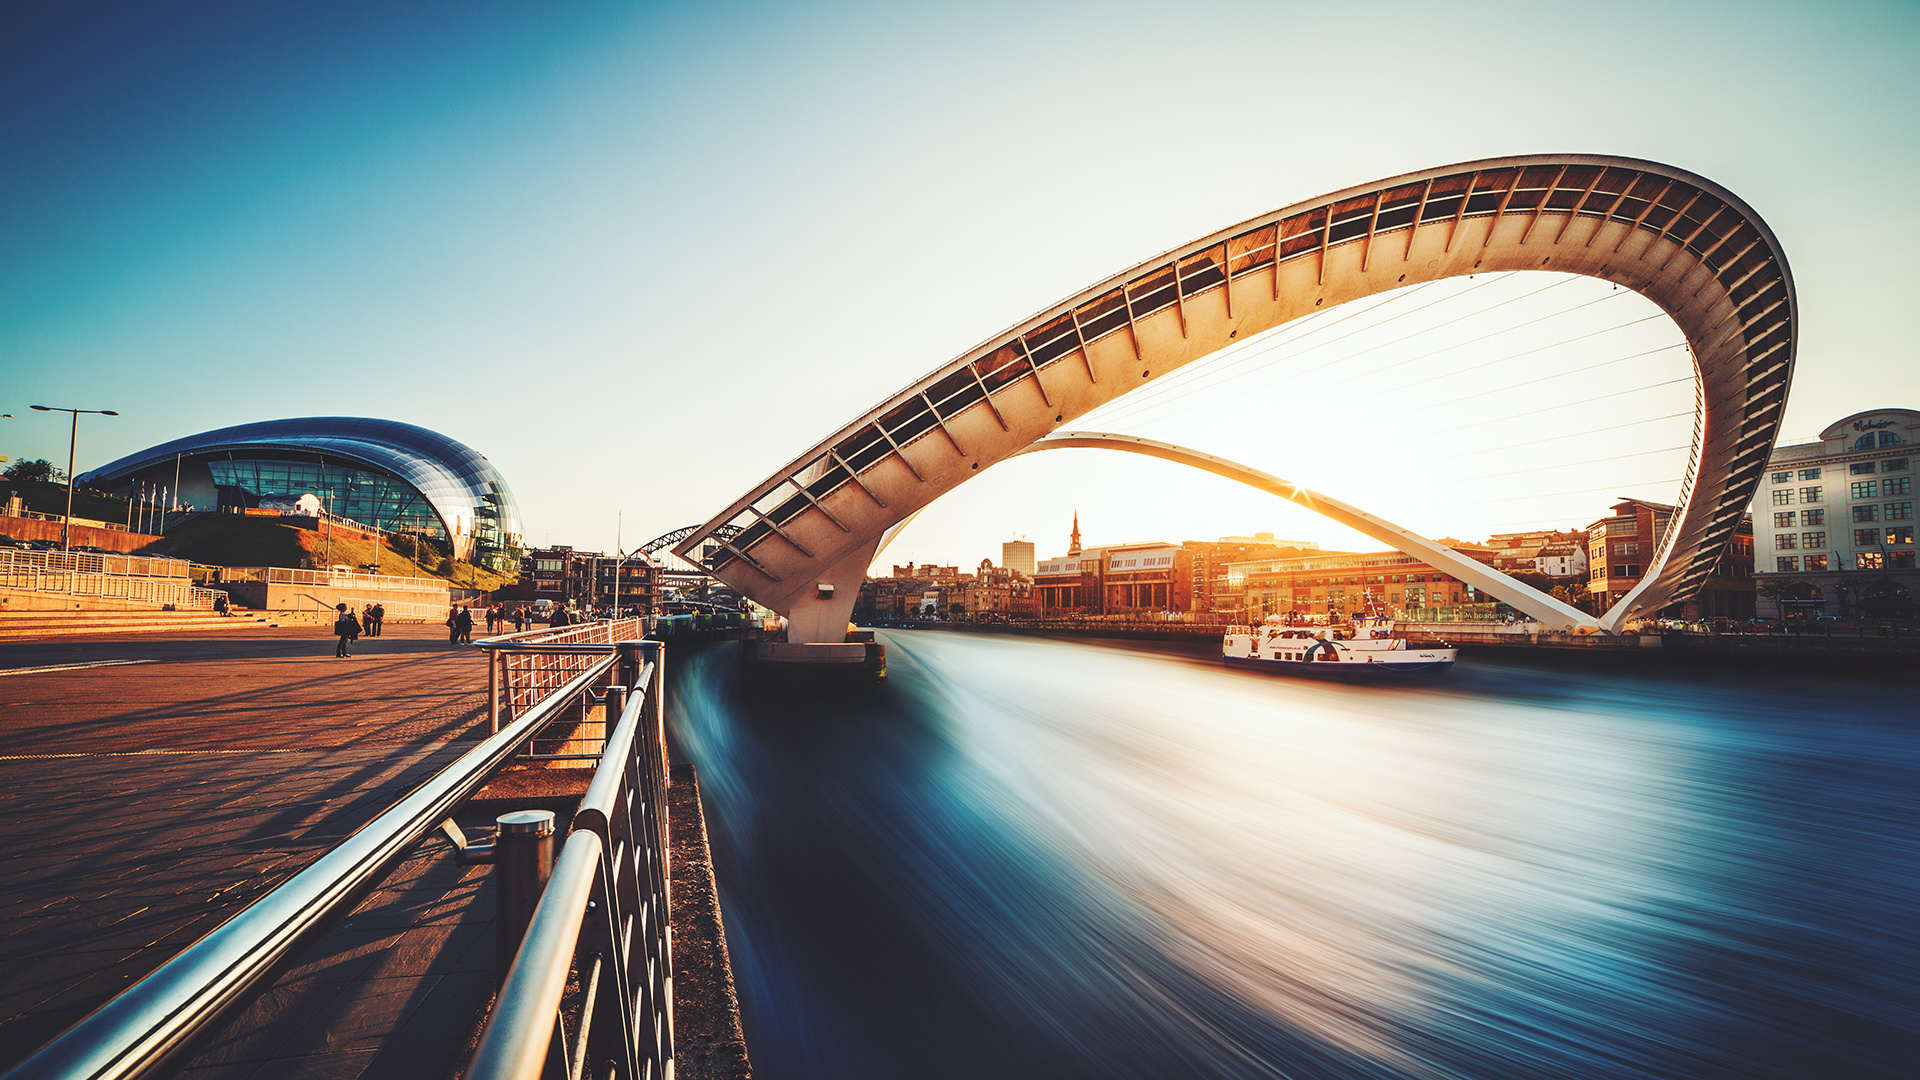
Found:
[331,603,386,657]
[332,599,622,656]
[483,605,541,634]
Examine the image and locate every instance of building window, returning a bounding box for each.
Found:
[1888,527,1915,546]
[1851,480,1879,499]
[1775,556,1798,572]
[1613,564,1639,577]
[1771,471,1792,484]
[1889,501,1914,521]
[1801,487,1822,503]
[1774,533,1797,550]
[1856,552,1883,570]
[1770,490,1791,505]
[1884,458,1910,472]
[1887,477,1913,496]
[1803,508,1825,526]
[1891,551,1917,569]
[1772,512,1795,528]
[1883,432,1906,447]
[1855,528,1880,547]
[1799,467,1822,480]
[1802,531,1825,550]
[1805,554,1828,571]
[1851,461,1878,475]
[1613,542,1639,556]
[1853,505,1880,524]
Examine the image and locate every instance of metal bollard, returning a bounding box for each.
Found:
[603,685,626,735]
[493,809,556,985]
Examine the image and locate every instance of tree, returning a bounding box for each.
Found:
[1757,576,1821,616]
[1855,576,1913,619]
[1549,583,1593,614]
[3,458,65,484]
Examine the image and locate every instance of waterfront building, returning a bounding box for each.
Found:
[857,563,977,620]
[1230,548,1493,621]
[1183,535,1318,614]
[1587,498,1754,620]
[889,562,963,585]
[959,559,1033,617]
[1753,408,1918,618]
[509,545,656,613]
[1000,540,1036,577]
[1484,529,1590,578]
[80,417,524,571]
[1033,538,1192,616]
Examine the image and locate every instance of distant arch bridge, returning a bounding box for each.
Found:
[677,154,1795,642]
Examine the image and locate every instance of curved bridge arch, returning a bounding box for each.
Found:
[679,154,1795,643]
[1016,431,1603,633]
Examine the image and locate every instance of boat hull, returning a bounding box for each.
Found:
[1222,653,1456,678]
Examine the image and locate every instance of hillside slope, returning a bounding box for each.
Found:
[142,516,512,590]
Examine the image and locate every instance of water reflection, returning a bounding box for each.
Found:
[670,633,1919,1079]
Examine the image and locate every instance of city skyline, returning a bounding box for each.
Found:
[3,1,1915,570]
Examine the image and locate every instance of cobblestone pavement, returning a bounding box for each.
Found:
[0,624,491,1074]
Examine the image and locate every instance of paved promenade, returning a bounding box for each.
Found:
[0,624,490,1075]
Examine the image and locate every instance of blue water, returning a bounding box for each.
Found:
[668,632,1920,1079]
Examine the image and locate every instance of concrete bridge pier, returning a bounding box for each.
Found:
[778,537,880,646]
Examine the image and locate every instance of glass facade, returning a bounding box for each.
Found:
[80,417,524,571]
[207,458,439,536]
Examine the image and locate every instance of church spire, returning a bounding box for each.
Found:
[1068,510,1081,556]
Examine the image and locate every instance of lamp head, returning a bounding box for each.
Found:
[30,405,51,411]
[100,410,119,416]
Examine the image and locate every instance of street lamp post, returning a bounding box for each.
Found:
[29,405,118,552]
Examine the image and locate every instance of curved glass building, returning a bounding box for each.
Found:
[80,417,524,570]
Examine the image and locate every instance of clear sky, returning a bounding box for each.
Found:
[3,0,1915,570]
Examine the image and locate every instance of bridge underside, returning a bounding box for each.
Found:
[678,155,1795,643]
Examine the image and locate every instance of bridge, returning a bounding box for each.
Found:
[674,154,1795,643]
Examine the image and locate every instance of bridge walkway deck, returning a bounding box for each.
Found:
[0,625,493,1077]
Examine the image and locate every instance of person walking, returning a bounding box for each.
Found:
[455,605,474,644]
[333,603,361,658]
[370,602,385,637]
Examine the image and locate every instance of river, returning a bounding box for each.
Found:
[668,631,1918,1079]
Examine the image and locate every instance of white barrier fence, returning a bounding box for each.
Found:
[0,548,192,579]
[0,565,219,609]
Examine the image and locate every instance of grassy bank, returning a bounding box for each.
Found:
[141,515,513,590]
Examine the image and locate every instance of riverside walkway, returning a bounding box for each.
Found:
[0,625,495,1078]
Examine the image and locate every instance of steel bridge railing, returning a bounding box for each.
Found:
[467,641,673,1080]
[1,659,619,1080]
[477,619,649,738]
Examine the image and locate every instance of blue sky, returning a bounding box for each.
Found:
[3,0,1916,566]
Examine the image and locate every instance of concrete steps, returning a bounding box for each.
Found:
[0,608,292,640]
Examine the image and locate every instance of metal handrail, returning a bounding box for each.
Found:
[468,641,673,1080]
[2,658,617,1080]
[468,831,605,1080]
[477,620,650,735]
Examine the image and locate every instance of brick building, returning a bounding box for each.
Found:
[1231,547,1499,621]
[1586,498,1753,620]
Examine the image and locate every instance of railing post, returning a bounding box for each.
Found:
[494,810,556,986]
[603,685,626,742]
[616,640,643,690]
[487,647,501,735]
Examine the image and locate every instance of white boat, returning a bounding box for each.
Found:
[1222,614,1457,676]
